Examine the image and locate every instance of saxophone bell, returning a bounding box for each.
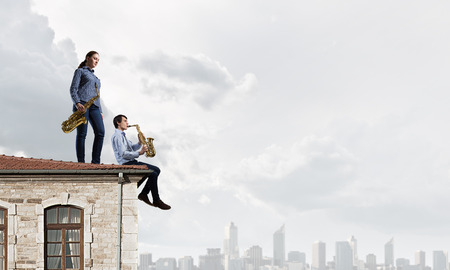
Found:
[128,124,156,158]
[61,83,99,133]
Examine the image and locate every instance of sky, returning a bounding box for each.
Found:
[1,0,450,265]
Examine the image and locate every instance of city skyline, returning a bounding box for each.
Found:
[140,222,449,269]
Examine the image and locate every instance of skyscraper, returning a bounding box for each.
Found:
[336,241,353,270]
[224,222,239,258]
[385,238,394,267]
[224,222,240,270]
[433,251,448,270]
[415,250,426,270]
[348,236,358,266]
[312,241,326,270]
[273,224,285,267]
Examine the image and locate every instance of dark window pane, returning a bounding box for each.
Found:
[47,230,62,242]
[0,210,3,225]
[59,207,69,224]
[47,257,61,269]
[0,231,3,243]
[66,243,80,255]
[47,244,62,255]
[70,208,81,223]
[66,256,80,269]
[46,208,57,224]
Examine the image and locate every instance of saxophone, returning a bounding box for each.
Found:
[61,83,100,133]
[127,124,156,158]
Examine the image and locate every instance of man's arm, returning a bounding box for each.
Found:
[111,134,140,161]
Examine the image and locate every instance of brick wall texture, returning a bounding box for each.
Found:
[0,176,139,270]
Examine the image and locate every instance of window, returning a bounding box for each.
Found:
[0,208,7,270]
[45,206,83,270]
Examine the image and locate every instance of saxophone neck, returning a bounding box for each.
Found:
[128,124,142,133]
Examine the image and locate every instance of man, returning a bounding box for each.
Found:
[111,114,171,210]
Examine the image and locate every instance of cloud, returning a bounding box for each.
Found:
[234,136,359,211]
[137,51,257,109]
[0,0,80,161]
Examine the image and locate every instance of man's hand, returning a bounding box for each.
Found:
[139,145,148,155]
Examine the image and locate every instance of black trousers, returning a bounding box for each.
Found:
[124,160,161,202]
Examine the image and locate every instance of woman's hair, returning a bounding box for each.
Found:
[78,51,99,68]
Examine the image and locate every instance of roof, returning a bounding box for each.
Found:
[0,155,148,171]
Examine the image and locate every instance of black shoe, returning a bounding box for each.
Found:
[153,200,171,210]
[138,193,153,207]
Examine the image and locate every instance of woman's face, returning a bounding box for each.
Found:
[86,53,100,69]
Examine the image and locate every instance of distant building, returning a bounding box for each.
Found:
[287,261,306,270]
[243,245,263,270]
[178,256,194,270]
[348,236,358,267]
[224,222,240,270]
[396,258,410,270]
[385,238,394,268]
[140,253,153,270]
[366,253,377,270]
[0,155,150,270]
[273,225,285,267]
[199,248,222,270]
[433,251,448,270]
[155,258,177,270]
[415,250,426,270]
[335,241,353,270]
[312,241,326,270]
[288,251,306,264]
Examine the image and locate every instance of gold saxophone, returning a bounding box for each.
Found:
[128,124,156,158]
[61,83,100,133]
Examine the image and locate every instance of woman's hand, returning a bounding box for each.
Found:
[76,103,86,112]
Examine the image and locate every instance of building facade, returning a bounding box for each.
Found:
[0,155,150,270]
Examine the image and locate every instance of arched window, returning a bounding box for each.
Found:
[45,206,83,270]
[0,207,7,270]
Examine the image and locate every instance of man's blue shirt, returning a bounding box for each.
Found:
[111,129,141,165]
[70,66,102,112]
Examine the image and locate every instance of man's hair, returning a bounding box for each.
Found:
[113,114,127,128]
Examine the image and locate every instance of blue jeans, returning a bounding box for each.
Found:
[124,160,161,202]
[74,104,105,164]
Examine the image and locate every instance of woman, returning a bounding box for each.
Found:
[69,51,104,164]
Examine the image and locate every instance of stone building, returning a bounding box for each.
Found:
[0,154,151,270]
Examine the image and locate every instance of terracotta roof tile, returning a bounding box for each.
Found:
[0,155,148,171]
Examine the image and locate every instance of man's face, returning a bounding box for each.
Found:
[118,117,128,131]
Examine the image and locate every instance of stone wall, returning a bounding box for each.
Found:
[0,175,139,270]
